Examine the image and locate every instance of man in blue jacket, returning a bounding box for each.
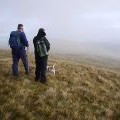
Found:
[9,24,29,76]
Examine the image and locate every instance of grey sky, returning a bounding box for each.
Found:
[0,0,120,41]
[0,0,120,59]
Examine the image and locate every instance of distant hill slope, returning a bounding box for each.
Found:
[50,40,120,61]
[0,50,120,120]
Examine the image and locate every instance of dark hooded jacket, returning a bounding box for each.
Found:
[33,29,50,57]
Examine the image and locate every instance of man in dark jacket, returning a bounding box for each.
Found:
[9,24,29,76]
[33,28,50,83]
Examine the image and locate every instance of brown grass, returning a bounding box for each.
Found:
[0,50,120,120]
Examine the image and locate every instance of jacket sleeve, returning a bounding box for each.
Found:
[8,32,12,45]
[33,37,36,50]
[20,32,29,47]
[44,37,50,51]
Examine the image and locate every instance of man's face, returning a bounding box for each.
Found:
[20,27,24,32]
[18,26,24,32]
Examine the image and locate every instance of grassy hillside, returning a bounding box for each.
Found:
[0,50,120,120]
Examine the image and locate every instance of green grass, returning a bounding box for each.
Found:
[0,50,120,120]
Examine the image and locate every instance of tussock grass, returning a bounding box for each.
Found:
[0,50,120,120]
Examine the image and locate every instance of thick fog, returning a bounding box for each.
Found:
[0,0,120,59]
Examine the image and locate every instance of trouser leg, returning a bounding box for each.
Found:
[12,53,20,76]
[35,55,42,81]
[35,63,41,81]
[35,56,48,83]
[20,51,29,74]
[40,56,48,82]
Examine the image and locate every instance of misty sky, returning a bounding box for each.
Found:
[0,0,120,42]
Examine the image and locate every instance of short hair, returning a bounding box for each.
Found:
[17,24,23,29]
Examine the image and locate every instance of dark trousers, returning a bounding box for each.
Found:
[35,55,48,82]
[12,49,29,76]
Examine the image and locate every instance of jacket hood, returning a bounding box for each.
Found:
[37,28,46,38]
